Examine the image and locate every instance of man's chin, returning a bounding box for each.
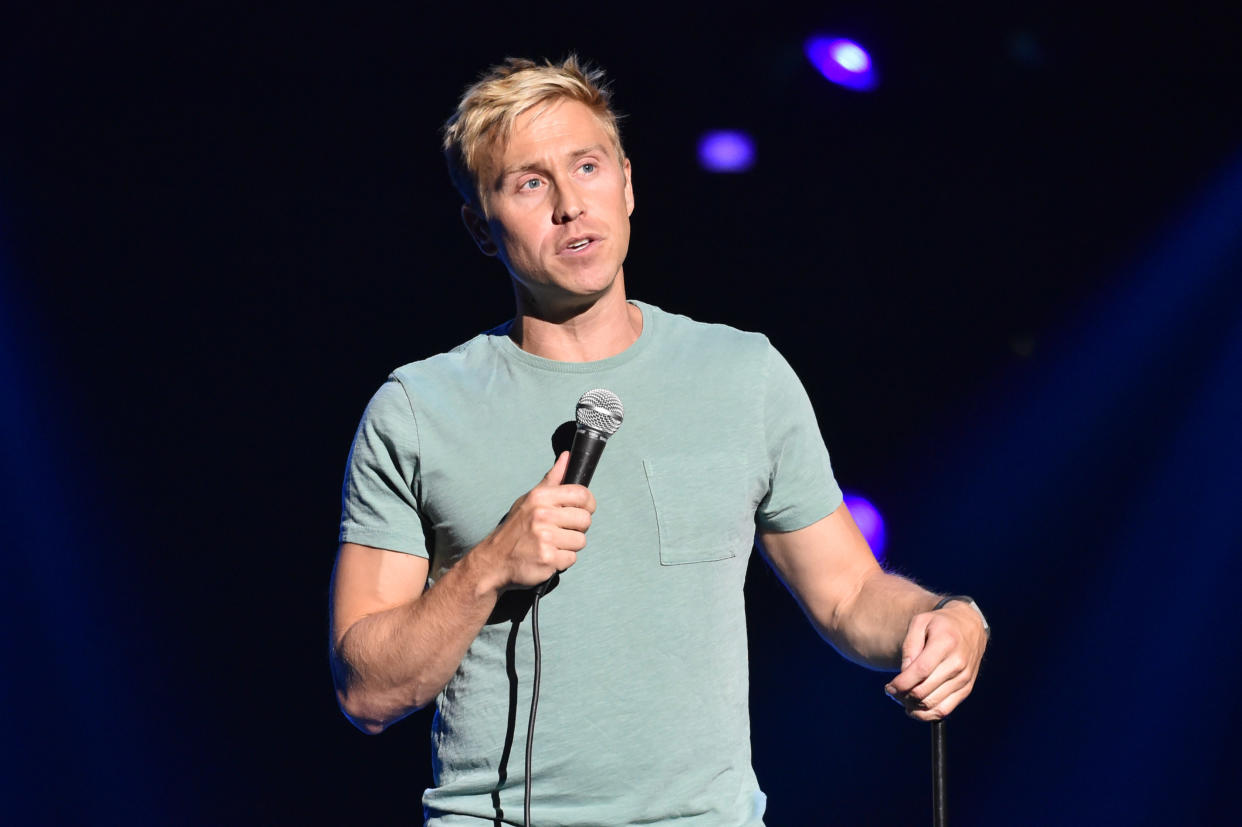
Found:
[511,277,623,322]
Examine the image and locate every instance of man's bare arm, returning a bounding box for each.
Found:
[329,451,594,733]
[759,504,987,720]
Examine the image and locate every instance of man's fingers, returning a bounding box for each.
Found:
[888,617,946,695]
[899,612,932,672]
[535,453,597,513]
[915,669,973,713]
[529,485,596,515]
[905,683,974,721]
[563,486,597,513]
[885,670,970,719]
[898,655,968,708]
[543,451,570,485]
[556,506,593,533]
[550,526,588,553]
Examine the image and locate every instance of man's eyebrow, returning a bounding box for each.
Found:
[567,144,606,160]
[498,145,607,180]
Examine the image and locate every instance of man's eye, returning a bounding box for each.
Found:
[579,163,597,174]
[520,178,542,191]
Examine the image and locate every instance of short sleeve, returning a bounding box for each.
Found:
[755,344,844,533]
[338,378,430,557]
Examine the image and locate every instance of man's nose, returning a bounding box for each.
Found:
[553,183,585,224]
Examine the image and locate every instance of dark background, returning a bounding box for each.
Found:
[3,3,1241,824]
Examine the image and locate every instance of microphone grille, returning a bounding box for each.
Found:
[576,388,624,436]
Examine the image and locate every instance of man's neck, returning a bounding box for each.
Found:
[510,287,643,362]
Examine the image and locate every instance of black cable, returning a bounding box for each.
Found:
[524,588,544,827]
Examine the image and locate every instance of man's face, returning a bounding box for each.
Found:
[466,98,635,314]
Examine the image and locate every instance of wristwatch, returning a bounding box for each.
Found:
[934,594,991,640]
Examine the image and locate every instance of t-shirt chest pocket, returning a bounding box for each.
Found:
[642,454,759,565]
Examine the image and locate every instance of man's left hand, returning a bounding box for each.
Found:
[883,601,988,721]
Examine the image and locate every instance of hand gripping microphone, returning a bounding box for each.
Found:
[563,388,624,486]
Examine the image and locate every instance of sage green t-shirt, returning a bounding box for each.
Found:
[340,302,843,826]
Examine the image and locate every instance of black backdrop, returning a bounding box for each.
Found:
[3,3,1241,824]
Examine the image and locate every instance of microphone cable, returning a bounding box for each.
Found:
[523,586,546,827]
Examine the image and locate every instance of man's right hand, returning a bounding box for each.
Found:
[475,451,596,591]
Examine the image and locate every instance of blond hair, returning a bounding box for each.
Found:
[442,55,625,212]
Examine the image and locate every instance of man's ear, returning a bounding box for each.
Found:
[461,203,498,257]
[623,157,634,217]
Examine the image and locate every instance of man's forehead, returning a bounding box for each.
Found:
[497,100,614,165]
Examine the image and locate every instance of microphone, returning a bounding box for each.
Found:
[564,388,624,486]
[533,389,622,600]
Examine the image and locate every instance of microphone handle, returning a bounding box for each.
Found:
[564,428,607,486]
[536,427,607,598]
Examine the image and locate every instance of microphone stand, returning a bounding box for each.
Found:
[931,720,947,826]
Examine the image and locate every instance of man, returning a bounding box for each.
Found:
[330,56,988,826]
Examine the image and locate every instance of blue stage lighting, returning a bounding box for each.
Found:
[697,130,756,173]
[805,36,878,91]
[843,492,887,561]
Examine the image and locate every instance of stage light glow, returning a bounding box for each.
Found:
[805,36,878,91]
[831,41,870,72]
[697,130,755,173]
[843,492,887,561]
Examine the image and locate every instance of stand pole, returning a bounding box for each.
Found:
[931,719,947,826]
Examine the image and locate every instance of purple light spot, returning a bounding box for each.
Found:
[805,36,878,91]
[697,130,755,173]
[834,42,869,71]
[843,491,887,562]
